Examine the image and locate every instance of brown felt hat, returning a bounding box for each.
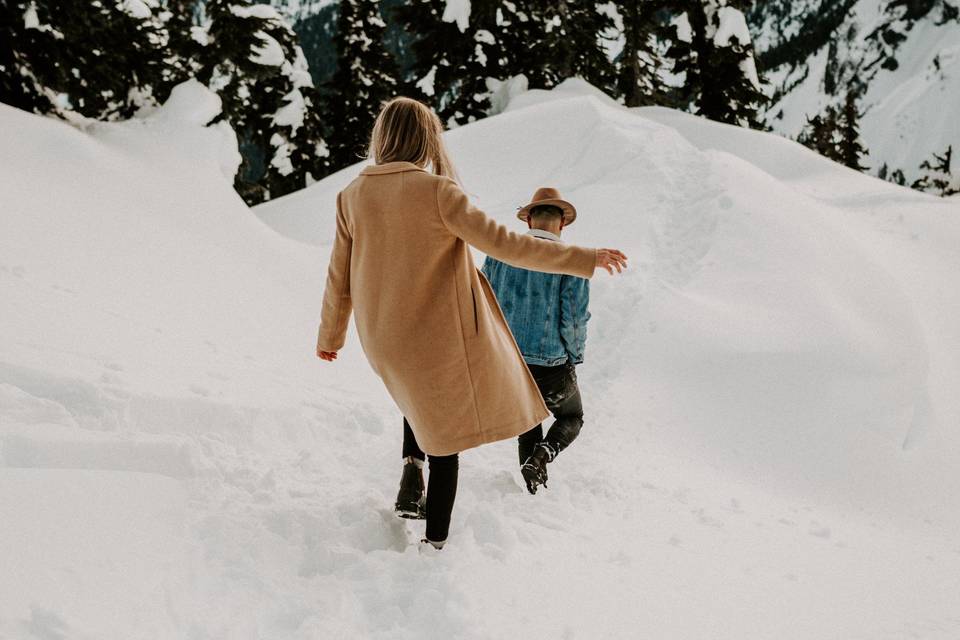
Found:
[516,187,577,225]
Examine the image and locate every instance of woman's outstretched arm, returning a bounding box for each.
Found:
[435,178,626,278]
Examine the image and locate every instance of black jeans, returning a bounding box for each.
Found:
[517,362,584,464]
[403,418,458,542]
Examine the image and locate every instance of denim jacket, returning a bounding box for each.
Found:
[481,229,591,366]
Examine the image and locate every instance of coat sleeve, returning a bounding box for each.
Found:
[559,275,591,363]
[436,178,596,279]
[316,192,353,352]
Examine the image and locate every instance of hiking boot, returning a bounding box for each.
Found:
[395,457,426,519]
[520,444,553,495]
[419,538,446,551]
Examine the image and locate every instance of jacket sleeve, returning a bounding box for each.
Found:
[436,178,596,279]
[316,192,353,352]
[559,275,591,363]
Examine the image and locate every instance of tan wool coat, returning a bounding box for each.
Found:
[317,161,596,455]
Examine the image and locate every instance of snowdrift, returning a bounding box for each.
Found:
[259,80,957,508]
[3,79,960,638]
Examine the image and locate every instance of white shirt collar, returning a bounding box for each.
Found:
[526,229,563,242]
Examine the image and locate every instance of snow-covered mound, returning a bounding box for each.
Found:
[259,79,957,508]
[4,80,960,638]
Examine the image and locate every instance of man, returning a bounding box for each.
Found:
[481,187,590,494]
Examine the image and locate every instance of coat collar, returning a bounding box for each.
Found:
[359,161,428,176]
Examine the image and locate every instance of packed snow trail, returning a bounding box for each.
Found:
[3,80,960,638]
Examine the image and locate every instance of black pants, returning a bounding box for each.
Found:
[403,418,458,542]
[517,362,584,465]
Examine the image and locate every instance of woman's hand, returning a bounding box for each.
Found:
[596,249,628,275]
[317,348,338,361]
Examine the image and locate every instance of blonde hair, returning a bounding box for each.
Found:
[369,97,460,183]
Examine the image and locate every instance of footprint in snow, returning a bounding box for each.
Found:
[189,384,210,397]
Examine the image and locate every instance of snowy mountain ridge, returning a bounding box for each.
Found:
[750,0,960,175]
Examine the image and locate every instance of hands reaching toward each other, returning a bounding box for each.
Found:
[595,249,628,275]
[317,347,338,361]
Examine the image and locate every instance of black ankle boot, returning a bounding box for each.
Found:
[395,457,426,519]
[520,445,552,495]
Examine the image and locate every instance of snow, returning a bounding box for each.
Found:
[486,74,529,115]
[288,47,313,89]
[270,133,294,176]
[22,2,39,29]
[230,3,283,21]
[442,0,471,33]
[250,31,286,67]
[120,0,153,20]
[761,0,960,178]
[4,79,960,638]
[672,11,693,43]
[273,88,306,133]
[190,24,209,46]
[415,65,437,98]
[149,78,224,126]
[23,1,63,38]
[474,28,495,45]
[714,6,751,47]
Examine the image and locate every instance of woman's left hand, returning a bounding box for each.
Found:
[317,348,338,361]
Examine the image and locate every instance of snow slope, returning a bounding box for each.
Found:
[4,79,960,638]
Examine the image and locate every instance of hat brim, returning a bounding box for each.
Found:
[516,198,577,225]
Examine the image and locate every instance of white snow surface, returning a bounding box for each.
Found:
[4,79,960,638]
[714,5,751,47]
[672,11,693,44]
[442,0,471,33]
[230,3,283,20]
[249,31,286,67]
[120,0,154,20]
[22,2,39,29]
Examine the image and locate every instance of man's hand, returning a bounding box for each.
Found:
[317,347,338,361]
[596,248,628,275]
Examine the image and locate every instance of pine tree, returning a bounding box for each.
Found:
[797,107,842,162]
[395,0,528,127]
[616,0,671,107]
[444,0,512,126]
[797,93,869,171]
[202,0,330,203]
[912,146,959,196]
[392,0,473,118]
[0,0,50,113]
[837,89,868,171]
[326,0,399,168]
[517,1,618,92]
[0,0,170,120]
[163,0,204,87]
[264,84,332,196]
[665,0,766,127]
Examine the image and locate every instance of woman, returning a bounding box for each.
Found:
[316,97,628,549]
